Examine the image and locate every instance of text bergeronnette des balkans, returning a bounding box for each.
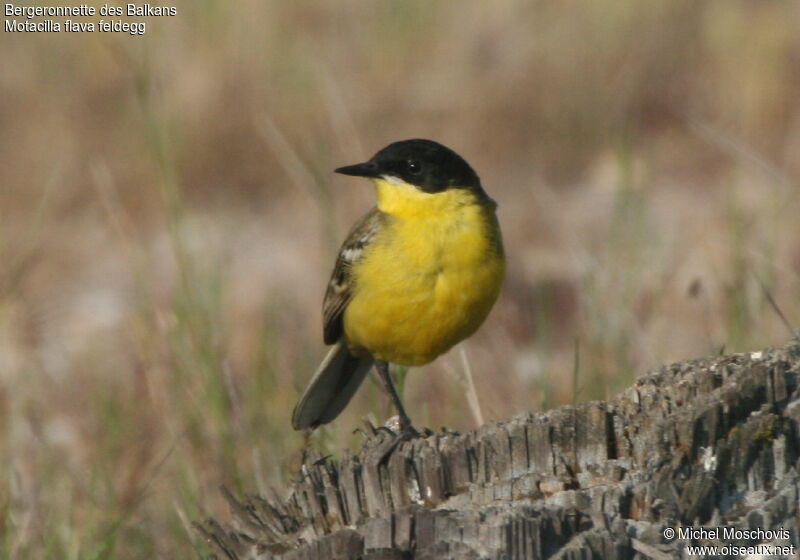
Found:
[5,4,177,18]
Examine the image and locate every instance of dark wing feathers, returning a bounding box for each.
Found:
[322,207,384,344]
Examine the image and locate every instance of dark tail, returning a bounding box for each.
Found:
[292,342,374,430]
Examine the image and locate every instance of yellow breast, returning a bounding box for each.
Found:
[343,178,505,366]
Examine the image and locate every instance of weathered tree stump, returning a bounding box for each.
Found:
[197,338,800,559]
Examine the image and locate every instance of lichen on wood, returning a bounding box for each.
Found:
[197,339,800,559]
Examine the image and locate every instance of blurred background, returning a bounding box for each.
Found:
[2,0,799,557]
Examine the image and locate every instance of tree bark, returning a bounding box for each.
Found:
[197,338,800,559]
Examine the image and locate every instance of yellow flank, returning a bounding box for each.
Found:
[343,178,505,366]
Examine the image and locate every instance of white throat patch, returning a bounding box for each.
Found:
[381,174,406,186]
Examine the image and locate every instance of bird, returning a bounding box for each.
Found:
[292,139,505,435]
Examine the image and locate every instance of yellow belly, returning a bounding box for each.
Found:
[343,188,504,366]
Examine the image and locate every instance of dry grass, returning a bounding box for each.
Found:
[2,1,799,557]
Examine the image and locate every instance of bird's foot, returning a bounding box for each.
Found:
[386,415,432,440]
[359,416,433,463]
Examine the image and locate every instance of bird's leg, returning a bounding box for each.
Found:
[375,360,417,436]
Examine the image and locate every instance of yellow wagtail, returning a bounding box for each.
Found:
[292,139,505,434]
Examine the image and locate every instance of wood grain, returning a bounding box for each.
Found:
[197,339,800,559]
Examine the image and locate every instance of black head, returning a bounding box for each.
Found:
[335,139,482,193]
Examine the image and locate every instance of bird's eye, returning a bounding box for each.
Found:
[407,160,422,174]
